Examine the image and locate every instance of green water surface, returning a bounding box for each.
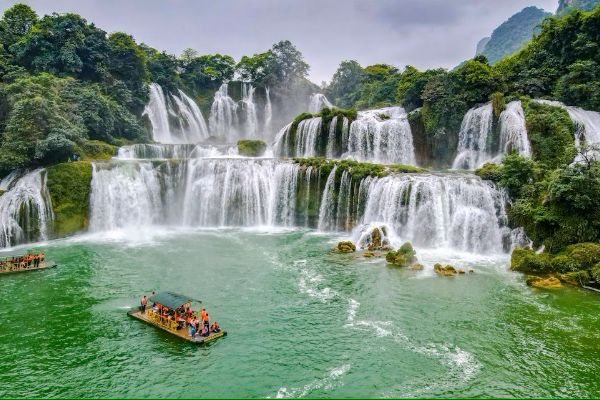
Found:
[0,228,599,398]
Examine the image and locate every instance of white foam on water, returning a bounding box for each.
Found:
[297,269,337,302]
[274,364,351,398]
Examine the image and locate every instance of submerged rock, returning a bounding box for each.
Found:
[434,263,457,276]
[526,275,562,289]
[336,240,356,253]
[410,263,424,271]
[362,251,376,258]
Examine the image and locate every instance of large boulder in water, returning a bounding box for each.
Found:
[336,240,356,253]
[526,275,562,289]
[434,263,457,276]
[356,225,392,251]
[386,241,417,267]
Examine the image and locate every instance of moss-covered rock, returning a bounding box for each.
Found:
[237,139,267,157]
[475,162,502,182]
[526,275,562,289]
[78,140,117,160]
[386,242,418,267]
[434,263,457,276]
[46,161,92,237]
[336,240,356,253]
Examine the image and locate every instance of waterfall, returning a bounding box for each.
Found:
[116,144,223,160]
[89,153,514,254]
[566,107,600,146]
[498,101,531,158]
[273,123,292,158]
[360,173,511,253]
[325,116,338,158]
[309,93,333,113]
[0,169,54,248]
[143,83,171,143]
[295,117,323,157]
[241,83,259,138]
[89,159,301,230]
[345,107,416,165]
[275,106,415,163]
[143,83,209,144]
[452,103,494,170]
[209,83,239,140]
[536,100,600,147]
[317,166,338,231]
[264,87,272,134]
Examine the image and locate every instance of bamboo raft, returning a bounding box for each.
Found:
[128,308,226,344]
[0,261,57,275]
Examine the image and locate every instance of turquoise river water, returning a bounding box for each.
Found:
[1,227,599,397]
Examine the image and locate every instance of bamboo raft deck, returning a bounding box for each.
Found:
[127,309,226,344]
[0,261,57,275]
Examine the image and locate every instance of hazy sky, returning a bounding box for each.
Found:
[1,0,558,83]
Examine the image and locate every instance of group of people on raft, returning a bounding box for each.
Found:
[140,295,220,338]
[0,253,46,272]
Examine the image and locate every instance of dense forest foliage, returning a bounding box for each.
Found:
[0,4,314,176]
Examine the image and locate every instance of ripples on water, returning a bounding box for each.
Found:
[1,228,600,397]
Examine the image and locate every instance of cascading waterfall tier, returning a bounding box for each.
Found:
[0,169,54,248]
[345,107,416,164]
[117,144,229,160]
[357,173,511,253]
[534,99,600,147]
[89,156,514,253]
[273,106,416,164]
[498,101,531,158]
[452,103,494,170]
[209,82,274,142]
[452,101,531,170]
[309,93,333,113]
[143,83,209,144]
[89,159,302,230]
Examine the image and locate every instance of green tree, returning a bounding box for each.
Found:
[11,13,111,81]
[326,60,364,108]
[0,3,37,51]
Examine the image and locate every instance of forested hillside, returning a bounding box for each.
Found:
[476,7,551,64]
[0,4,314,176]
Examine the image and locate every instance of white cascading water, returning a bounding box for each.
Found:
[325,116,339,158]
[89,153,514,253]
[264,87,272,134]
[90,159,302,230]
[116,144,224,160]
[357,173,510,253]
[295,117,323,157]
[317,166,338,231]
[209,83,239,140]
[345,107,416,165]
[309,93,333,113]
[143,83,209,144]
[452,103,494,170]
[498,101,531,158]
[143,83,171,143]
[535,99,600,147]
[273,123,292,158]
[0,169,54,248]
[241,83,259,138]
